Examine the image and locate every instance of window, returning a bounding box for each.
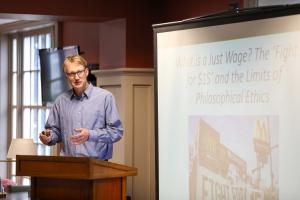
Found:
[8,26,55,184]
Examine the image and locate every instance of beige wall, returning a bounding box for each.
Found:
[93,68,155,200]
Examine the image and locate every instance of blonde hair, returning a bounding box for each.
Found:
[63,55,87,72]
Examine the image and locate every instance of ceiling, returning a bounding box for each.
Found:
[0,18,19,25]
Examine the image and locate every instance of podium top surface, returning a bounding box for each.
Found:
[16,155,137,180]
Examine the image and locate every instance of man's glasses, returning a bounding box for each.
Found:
[65,68,86,78]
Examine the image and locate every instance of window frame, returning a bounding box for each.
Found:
[5,22,59,182]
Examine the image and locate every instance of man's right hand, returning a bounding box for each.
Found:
[39,129,52,145]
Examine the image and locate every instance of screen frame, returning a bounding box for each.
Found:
[153,3,300,199]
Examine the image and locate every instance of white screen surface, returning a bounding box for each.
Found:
[156,12,300,200]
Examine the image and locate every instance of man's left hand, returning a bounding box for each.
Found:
[70,128,89,145]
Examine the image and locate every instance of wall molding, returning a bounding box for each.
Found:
[93,67,155,200]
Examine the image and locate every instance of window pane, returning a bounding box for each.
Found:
[37,143,51,156]
[38,34,46,49]
[45,145,51,155]
[22,177,30,186]
[37,143,45,155]
[31,35,38,70]
[31,109,38,142]
[31,71,39,105]
[23,72,31,105]
[23,37,30,71]
[46,33,51,48]
[23,108,30,138]
[38,109,46,137]
[12,73,17,106]
[12,38,17,72]
[38,71,42,105]
[12,108,17,138]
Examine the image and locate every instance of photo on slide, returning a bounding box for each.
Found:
[189,116,279,200]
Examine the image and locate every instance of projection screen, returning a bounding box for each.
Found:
[154,4,300,200]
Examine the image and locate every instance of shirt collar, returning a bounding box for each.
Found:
[70,83,93,100]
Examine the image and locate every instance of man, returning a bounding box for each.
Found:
[39,55,123,160]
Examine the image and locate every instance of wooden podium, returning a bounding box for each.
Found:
[16,155,137,200]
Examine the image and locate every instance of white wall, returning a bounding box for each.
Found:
[259,0,300,6]
[244,0,300,8]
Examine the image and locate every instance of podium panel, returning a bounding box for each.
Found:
[16,155,137,200]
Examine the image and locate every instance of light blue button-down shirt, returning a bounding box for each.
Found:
[45,84,123,160]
